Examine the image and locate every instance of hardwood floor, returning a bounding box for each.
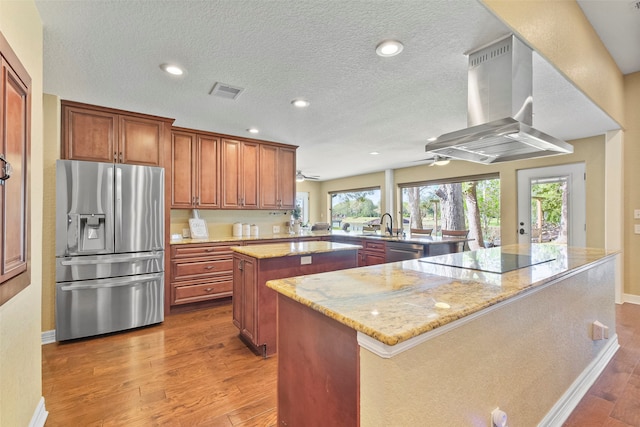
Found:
[42,303,277,427]
[43,302,640,426]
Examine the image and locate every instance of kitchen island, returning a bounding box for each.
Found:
[266,244,618,426]
[230,241,360,356]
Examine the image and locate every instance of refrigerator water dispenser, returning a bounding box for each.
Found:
[79,213,106,252]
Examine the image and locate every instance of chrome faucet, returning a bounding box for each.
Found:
[380,212,393,236]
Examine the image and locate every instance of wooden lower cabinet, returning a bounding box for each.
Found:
[362,239,386,266]
[170,242,234,307]
[232,249,358,357]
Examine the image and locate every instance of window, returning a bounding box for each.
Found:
[330,187,381,232]
[399,174,500,248]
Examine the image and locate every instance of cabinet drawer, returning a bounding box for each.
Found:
[364,240,385,252]
[173,258,233,279]
[173,278,233,305]
[172,244,234,259]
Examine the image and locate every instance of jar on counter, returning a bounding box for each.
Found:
[250,224,259,236]
[232,222,243,237]
[242,223,250,236]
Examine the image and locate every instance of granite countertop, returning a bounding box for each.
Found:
[169,229,468,246]
[170,231,332,245]
[266,244,616,346]
[230,241,362,259]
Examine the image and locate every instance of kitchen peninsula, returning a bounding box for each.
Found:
[267,244,618,426]
[230,240,360,356]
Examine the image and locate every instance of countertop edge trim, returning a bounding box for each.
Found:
[357,255,617,358]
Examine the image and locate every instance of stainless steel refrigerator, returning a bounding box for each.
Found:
[55,160,165,341]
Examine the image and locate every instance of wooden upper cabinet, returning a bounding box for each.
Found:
[61,100,173,166]
[1,32,31,305]
[171,130,220,209]
[221,139,259,209]
[63,106,116,163]
[196,134,220,208]
[260,145,296,209]
[119,115,164,166]
[171,130,196,208]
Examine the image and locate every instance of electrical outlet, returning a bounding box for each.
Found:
[273,225,280,234]
[635,209,640,219]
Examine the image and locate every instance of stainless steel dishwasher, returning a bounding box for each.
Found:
[385,241,425,262]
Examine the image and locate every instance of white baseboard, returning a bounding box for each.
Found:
[539,335,619,426]
[41,330,56,345]
[622,293,640,305]
[29,397,48,427]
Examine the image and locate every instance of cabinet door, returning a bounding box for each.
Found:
[196,135,219,208]
[241,257,257,342]
[221,139,259,209]
[0,59,28,283]
[62,105,117,163]
[241,141,259,208]
[221,139,241,209]
[119,115,163,166]
[278,147,296,209]
[259,144,279,209]
[170,130,196,208]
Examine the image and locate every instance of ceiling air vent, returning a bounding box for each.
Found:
[209,82,244,100]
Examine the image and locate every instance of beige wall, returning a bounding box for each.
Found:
[0,1,44,426]
[41,95,60,332]
[360,256,616,426]
[314,136,606,248]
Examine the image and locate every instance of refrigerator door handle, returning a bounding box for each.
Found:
[59,252,163,266]
[114,166,123,251]
[58,273,163,291]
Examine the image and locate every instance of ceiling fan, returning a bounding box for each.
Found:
[296,170,320,182]
[414,155,451,167]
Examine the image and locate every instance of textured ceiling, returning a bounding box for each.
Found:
[36,0,623,181]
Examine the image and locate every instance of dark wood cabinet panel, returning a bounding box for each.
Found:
[61,100,173,167]
[233,249,358,357]
[0,32,30,305]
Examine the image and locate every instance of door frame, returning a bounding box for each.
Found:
[517,163,586,247]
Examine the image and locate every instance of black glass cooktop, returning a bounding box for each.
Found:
[419,251,556,274]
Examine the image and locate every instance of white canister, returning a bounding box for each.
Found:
[250,224,259,236]
[232,222,242,237]
[242,223,251,236]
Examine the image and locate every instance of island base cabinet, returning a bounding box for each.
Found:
[233,250,358,357]
[277,294,358,427]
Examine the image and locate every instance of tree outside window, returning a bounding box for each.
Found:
[400,176,500,249]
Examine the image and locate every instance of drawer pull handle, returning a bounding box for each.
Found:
[205,287,213,292]
[205,248,214,252]
[204,265,214,270]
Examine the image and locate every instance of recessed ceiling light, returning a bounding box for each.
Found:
[375,40,404,57]
[370,151,380,155]
[427,136,437,142]
[160,63,184,76]
[291,98,310,108]
[247,128,259,134]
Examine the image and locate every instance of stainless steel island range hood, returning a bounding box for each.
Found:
[426,35,573,164]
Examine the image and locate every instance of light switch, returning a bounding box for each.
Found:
[635,224,640,234]
[635,209,640,219]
